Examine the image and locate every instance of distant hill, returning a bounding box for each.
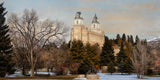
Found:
[147,38,160,73]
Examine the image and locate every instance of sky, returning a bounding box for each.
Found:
[1,0,160,40]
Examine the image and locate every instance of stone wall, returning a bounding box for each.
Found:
[71,24,104,48]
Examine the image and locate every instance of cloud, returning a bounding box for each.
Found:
[69,0,160,37]
[70,7,96,12]
[96,1,160,35]
[81,0,104,2]
[4,0,160,39]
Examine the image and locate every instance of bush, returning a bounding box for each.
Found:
[78,62,90,74]
[0,70,6,77]
[146,69,153,75]
[69,63,80,74]
[54,64,69,75]
[107,62,116,75]
[8,68,16,74]
[158,70,160,75]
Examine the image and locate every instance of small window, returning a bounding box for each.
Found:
[77,21,78,24]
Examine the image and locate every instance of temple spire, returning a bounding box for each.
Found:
[92,14,99,23]
[74,12,83,25]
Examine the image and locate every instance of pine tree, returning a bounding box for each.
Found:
[116,34,121,46]
[117,42,127,64]
[130,35,134,45]
[84,43,100,73]
[124,58,133,74]
[118,61,125,74]
[70,40,85,63]
[78,59,90,74]
[107,62,116,75]
[135,35,140,45]
[122,33,126,42]
[127,35,130,42]
[144,39,147,45]
[100,36,115,66]
[116,34,121,40]
[117,42,133,74]
[0,3,14,77]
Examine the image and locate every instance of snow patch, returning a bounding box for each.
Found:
[73,73,160,80]
[6,72,24,77]
[98,73,160,80]
[147,37,160,42]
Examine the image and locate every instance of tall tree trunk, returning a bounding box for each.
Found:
[30,49,34,77]
[22,66,25,75]
[137,73,140,79]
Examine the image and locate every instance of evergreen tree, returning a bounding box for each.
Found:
[85,43,100,73]
[78,59,90,74]
[130,35,134,45]
[70,40,85,63]
[118,61,125,74]
[122,33,126,42]
[100,36,115,66]
[143,39,147,45]
[116,34,121,40]
[0,3,14,77]
[127,35,130,42]
[135,35,140,45]
[78,43,100,74]
[117,42,133,74]
[117,42,127,64]
[124,58,133,74]
[116,34,121,46]
[107,62,116,75]
[125,42,133,58]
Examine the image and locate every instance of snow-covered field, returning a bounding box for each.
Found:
[5,72,24,77]
[74,73,160,80]
[6,72,160,80]
[6,71,55,77]
[98,73,160,80]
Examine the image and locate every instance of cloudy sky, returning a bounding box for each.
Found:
[1,0,160,40]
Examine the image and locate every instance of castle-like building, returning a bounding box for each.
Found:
[71,12,104,48]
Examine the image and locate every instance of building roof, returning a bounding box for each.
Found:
[75,12,83,19]
[92,14,99,24]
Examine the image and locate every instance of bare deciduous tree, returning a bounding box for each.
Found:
[11,31,30,75]
[8,9,68,77]
[132,41,151,79]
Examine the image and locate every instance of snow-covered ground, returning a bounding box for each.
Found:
[98,73,160,80]
[74,73,160,80]
[28,71,55,76]
[6,72,24,77]
[6,72,160,80]
[6,71,55,77]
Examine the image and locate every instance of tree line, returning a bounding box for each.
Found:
[100,33,153,79]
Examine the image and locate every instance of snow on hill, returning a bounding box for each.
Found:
[147,37,160,49]
[147,37,160,42]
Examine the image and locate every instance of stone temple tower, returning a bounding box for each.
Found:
[71,12,88,44]
[88,14,104,48]
[91,14,100,29]
[71,12,104,48]
[74,12,83,25]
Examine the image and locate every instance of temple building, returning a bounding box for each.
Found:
[71,12,104,48]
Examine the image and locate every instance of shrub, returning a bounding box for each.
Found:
[107,62,116,75]
[146,69,153,75]
[54,64,69,75]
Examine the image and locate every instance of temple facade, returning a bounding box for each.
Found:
[71,12,104,48]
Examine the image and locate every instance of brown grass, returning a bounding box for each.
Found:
[0,75,78,80]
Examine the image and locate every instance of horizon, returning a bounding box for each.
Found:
[1,0,160,40]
